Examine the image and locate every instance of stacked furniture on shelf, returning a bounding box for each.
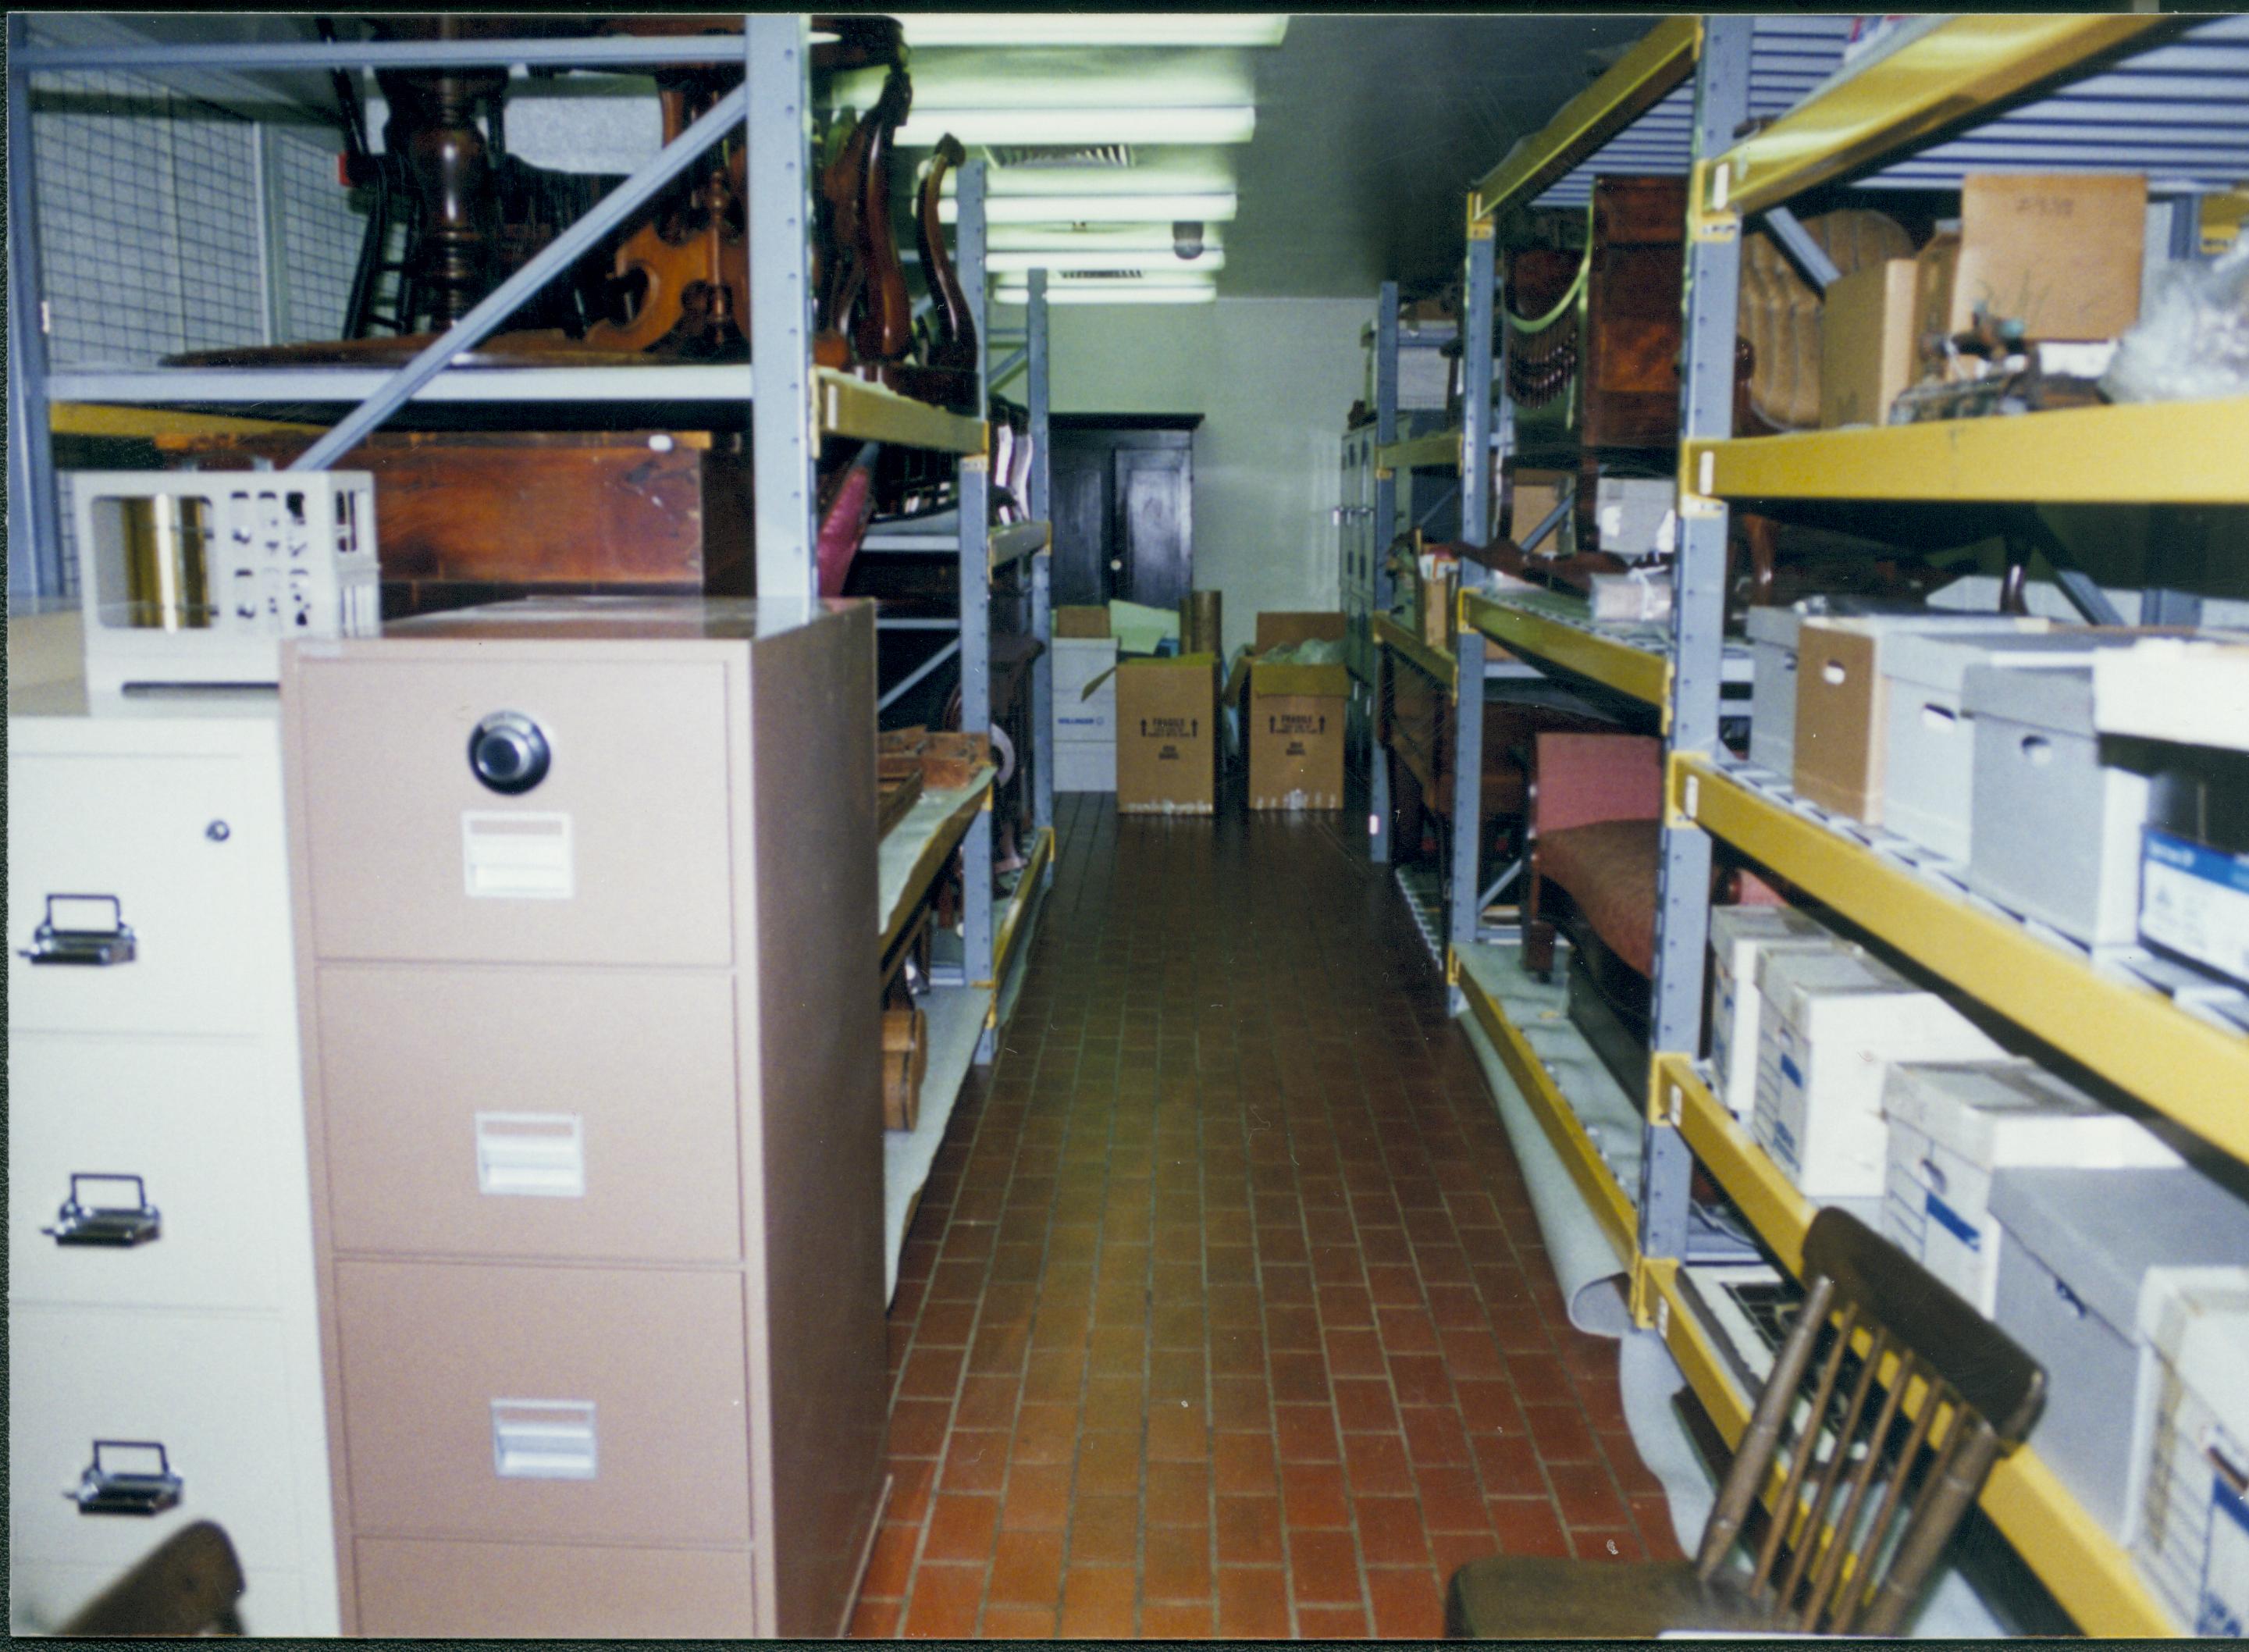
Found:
[4,15,1062,1634]
[1429,11,2249,1640]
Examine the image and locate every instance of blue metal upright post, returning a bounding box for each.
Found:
[1027,269,1055,846]
[958,162,997,1054]
[7,14,65,603]
[1368,283,1400,867]
[1641,16,1753,1265]
[1447,229,1497,1008]
[747,13,818,600]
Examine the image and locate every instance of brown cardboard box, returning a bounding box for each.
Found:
[1247,661,1347,810]
[1507,468,1576,554]
[1055,605,1111,639]
[1254,611,1347,653]
[1821,259,1918,428]
[1916,176,2146,370]
[1418,561,1460,652]
[1116,654,1217,814]
[1792,616,2050,822]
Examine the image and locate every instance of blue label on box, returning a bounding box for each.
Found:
[1923,1191,1982,1251]
[2148,828,2249,892]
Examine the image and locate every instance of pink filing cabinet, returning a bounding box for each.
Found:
[279,597,886,1638]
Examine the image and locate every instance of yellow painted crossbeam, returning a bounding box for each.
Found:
[1708,15,2171,218]
[1463,589,1671,717]
[1684,397,2249,507]
[1471,14,1700,226]
[52,402,320,440]
[1372,611,1458,696]
[1654,1052,1813,1280]
[1374,429,1462,473]
[816,368,985,455]
[992,824,1053,993]
[1672,755,2249,1164]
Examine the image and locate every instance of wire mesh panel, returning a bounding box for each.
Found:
[270,127,363,342]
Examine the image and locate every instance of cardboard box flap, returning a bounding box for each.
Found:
[1121,652,1218,674]
[1251,661,1350,699]
[1254,611,1347,651]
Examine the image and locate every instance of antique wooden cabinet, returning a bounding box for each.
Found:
[278,596,885,1638]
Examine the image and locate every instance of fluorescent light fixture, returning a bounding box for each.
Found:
[895,15,1288,48]
[996,283,1218,306]
[990,225,1224,254]
[941,193,1239,226]
[896,106,1254,148]
[987,248,1223,274]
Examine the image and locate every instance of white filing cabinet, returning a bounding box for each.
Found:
[5,672,337,1635]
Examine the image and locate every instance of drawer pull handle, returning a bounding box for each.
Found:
[491,1400,598,1481]
[475,1113,586,1198]
[73,1440,183,1516]
[22,895,137,967]
[44,1173,162,1247]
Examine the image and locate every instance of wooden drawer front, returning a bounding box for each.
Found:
[9,1034,292,1312]
[8,1306,306,1577]
[317,967,742,1264]
[11,1557,318,1638]
[336,1260,751,1547]
[293,657,735,967]
[354,1536,756,1638]
[6,746,280,1036]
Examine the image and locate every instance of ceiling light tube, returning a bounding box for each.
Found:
[987,248,1223,274]
[895,106,1254,148]
[990,226,1225,254]
[895,15,1288,48]
[995,284,1219,306]
[941,192,1239,226]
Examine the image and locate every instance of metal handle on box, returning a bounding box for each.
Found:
[44,1173,162,1247]
[73,1440,183,1516]
[21,894,137,967]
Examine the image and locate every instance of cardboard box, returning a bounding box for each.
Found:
[1116,654,1217,815]
[1508,468,1576,554]
[1053,637,1119,745]
[1234,613,1348,811]
[1792,614,2047,824]
[1751,947,2005,1200]
[1708,905,1850,1122]
[1592,475,1676,560]
[1418,560,1459,652]
[1055,605,1110,639]
[1916,176,2147,371]
[1990,1166,2249,1540]
[1820,258,1918,428]
[2127,1266,2249,1633]
[1880,1059,2180,1316]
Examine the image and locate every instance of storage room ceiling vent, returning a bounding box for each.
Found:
[987,143,1134,170]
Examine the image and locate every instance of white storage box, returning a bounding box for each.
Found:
[1879,1059,2180,1316]
[1751,948,2005,1199]
[1053,742,1116,793]
[2140,827,2249,989]
[1966,663,2154,946]
[2128,1266,2249,1636]
[1593,475,1676,561]
[2093,636,2249,755]
[73,472,381,694]
[1708,905,1849,1122]
[1988,1166,2249,1541]
[1053,637,1120,746]
[1746,607,1802,776]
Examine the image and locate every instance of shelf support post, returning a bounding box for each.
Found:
[1447,228,1498,1002]
[1368,281,1400,866]
[7,12,66,603]
[958,160,997,1051]
[748,12,818,600]
[1028,267,1055,843]
[1643,13,1753,1265]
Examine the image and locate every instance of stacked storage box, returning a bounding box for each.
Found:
[1052,636,1120,792]
[279,600,886,1637]
[6,646,339,1632]
[1706,904,1852,1122]
[2127,1267,2249,1636]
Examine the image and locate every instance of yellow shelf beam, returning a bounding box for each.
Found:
[816,368,986,455]
[988,520,1050,574]
[1684,397,2249,507]
[1373,611,1458,696]
[1457,957,1639,1269]
[1672,756,2249,1162]
[992,824,1054,993]
[1707,15,2171,218]
[1654,1053,1813,1280]
[1471,13,1701,226]
[1375,429,1462,473]
[52,402,320,440]
[1464,589,1671,717]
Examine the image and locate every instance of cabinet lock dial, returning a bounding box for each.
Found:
[468,712,552,796]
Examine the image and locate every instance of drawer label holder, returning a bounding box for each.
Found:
[73,1440,183,1516]
[44,1173,162,1247]
[22,894,137,967]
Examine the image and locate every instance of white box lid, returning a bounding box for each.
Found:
[1962,660,2100,735]
[1756,945,1912,1011]
[1989,1166,2249,1334]
[2137,1266,2249,1429]
[1745,607,1803,648]
[1881,1059,2182,1170]
[1710,904,1834,952]
[1878,625,2112,696]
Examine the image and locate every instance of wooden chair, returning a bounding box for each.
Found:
[61,1520,247,1637]
[1447,1209,2046,1640]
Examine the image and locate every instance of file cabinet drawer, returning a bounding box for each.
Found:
[354,1536,755,1638]
[316,966,743,1264]
[6,743,283,1037]
[8,1306,307,1577]
[8,1034,294,1312]
[291,657,735,967]
[335,1259,751,1547]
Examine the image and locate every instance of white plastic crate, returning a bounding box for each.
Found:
[73,472,380,692]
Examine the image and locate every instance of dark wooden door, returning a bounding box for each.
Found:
[1048,415,1199,610]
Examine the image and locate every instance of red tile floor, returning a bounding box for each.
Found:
[852,796,1681,1640]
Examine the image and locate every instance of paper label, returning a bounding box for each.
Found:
[464,812,574,900]
[2141,828,2249,984]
